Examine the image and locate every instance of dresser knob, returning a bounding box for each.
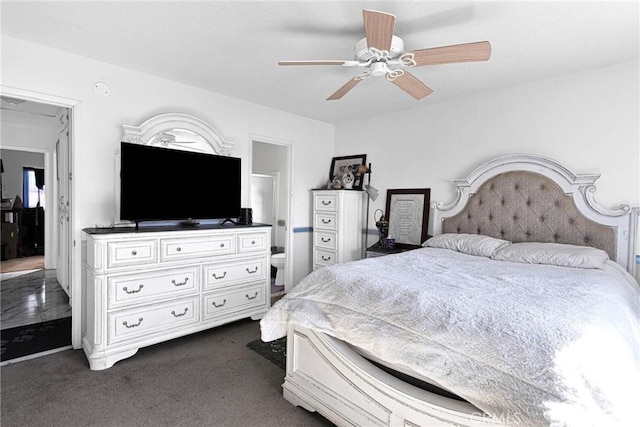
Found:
[123,284,144,294]
[171,308,189,317]
[220,243,225,248]
[251,240,256,245]
[176,247,182,252]
[131,250,137,256]
[123,318,143,328]
[212,299,227,308]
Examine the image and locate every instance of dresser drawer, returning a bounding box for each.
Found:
[107,240,158,269]
[314,193,337,212]
[108,297,199,344]
[203,257,267,290]
[202,284,266,320]
[237,232,268,253]
[107,266,199,309]
[314,249,337,267]
[314,213,337,231]
[160,234,235,261]
[314,231,337,250]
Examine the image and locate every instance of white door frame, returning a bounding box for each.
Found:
[249,134,294,292]
[1,85,83,348]
[251,172,279,247]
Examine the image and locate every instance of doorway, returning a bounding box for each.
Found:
[250,138,293,295]
[0,95,74,362]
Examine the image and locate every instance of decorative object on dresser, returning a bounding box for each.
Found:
[385,188,431,248]
[328,154,367,190]
[83,225,271,370]
[312,190,364,270]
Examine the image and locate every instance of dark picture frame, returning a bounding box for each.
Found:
[329,154,367,190]
[385,188,431,248]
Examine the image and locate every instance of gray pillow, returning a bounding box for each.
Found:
[423,233,511,258]
[491,242,609,269]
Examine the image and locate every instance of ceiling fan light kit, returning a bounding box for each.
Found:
[279,9,491,101]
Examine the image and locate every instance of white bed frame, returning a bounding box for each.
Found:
[282,154,639,426]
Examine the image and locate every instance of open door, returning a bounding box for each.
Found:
[55,110,71,296]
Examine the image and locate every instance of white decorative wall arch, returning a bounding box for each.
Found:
[122,112,234,155]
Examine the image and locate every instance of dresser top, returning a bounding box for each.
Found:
[83,222,271,235]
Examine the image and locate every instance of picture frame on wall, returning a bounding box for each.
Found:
[329,154,367,190]
[385,188,431,248]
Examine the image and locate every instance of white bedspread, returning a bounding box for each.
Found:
[261,248,640,427]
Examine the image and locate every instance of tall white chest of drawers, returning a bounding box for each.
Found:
[312,190,364,270]
[82,225,270,370]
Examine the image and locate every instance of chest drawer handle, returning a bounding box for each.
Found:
[321,237,331,243]
[251,240,256,245]
[321,255,331,261]
[131,250,137,256]
[171,278,189,287]
[321,200,332,206]
[123,318,143,328]
[321,219,332,224]
[171,308,189,317]
[212,299,227,308]
[123,284,144,294]
[176,247,182,252]
[245,292,259,300]
[246,266,259,274]
[220,243,225,248]
[212,271,227,280]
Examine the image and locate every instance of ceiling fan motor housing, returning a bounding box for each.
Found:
[355,36,404,61]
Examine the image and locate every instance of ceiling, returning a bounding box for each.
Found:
[1,1,638,125]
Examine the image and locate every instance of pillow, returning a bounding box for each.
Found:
[423,233,511,258]
[491,242,609,269]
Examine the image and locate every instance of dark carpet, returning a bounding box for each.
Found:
[247,336,286,369]
[1,317,71,361]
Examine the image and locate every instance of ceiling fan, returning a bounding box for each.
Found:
[279,9,491,101]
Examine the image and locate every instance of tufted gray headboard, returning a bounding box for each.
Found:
[432,154,638,275]
[441,171,616,259]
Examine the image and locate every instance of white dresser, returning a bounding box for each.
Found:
[312,190,364,270]
[82,225,270,370]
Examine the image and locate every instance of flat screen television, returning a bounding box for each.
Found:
[120,142,241,224]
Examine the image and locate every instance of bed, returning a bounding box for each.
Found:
[260,154,639,427]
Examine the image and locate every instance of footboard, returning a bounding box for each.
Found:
[283,324,504,427]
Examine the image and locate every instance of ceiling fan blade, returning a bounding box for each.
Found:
[389,71,433,100]
[363,9,396,51]
[327,77,363,101]
[410,41,491,66]
[279,60,356,66]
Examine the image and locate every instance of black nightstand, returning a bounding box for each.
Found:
[365,241,422,258]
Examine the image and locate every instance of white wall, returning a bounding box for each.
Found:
[1,36,336,285]
[336,61,640,250]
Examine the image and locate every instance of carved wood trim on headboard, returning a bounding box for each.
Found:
[432,154,638,275]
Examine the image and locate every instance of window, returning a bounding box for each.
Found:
[23,167,45,209]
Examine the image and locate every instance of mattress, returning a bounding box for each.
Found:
[261,247,640,426]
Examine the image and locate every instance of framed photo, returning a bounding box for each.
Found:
[385,188,431,248]
[329,154,367,190]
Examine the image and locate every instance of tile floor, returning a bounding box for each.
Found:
[1,268,71,330]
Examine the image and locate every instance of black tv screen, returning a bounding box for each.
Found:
[120,142,241,222]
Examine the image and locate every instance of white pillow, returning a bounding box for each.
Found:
[423,233,511,258]
[491,242,609,269]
